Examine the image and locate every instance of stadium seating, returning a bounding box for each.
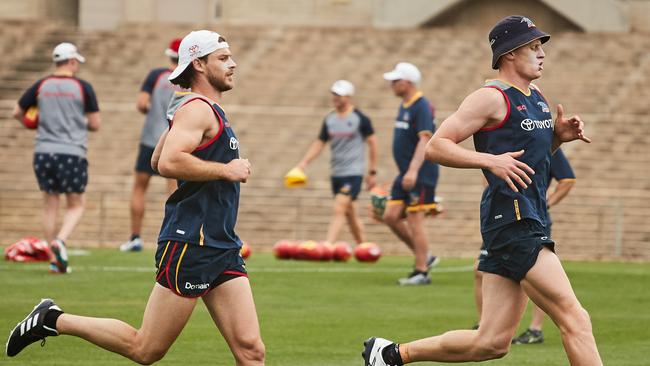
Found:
[0,22,648,260]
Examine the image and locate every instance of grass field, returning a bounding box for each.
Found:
[2,249,648,365]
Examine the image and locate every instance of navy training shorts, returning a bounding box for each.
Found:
[331,175,363,200]
[135,144,158,176]
[155,241,247,297]
[388,175,437,213]
[478,219,555,282]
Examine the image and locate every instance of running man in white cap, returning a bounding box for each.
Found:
[293,80,377,245]
[7,31,265,366]
[362,15,601,366]
[12,42,101,274]
[382,62,441,286]
[120,38,184,252]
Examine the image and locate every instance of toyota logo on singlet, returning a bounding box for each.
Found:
[229,137,239,150]
[520,119,534,131]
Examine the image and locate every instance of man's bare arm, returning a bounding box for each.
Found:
[158,101,250,182]
[151,128,169,173]
[425,87,535,192]
[547,179,575,208]
[12,104,24,122]
[136,92,150,114]
[296,139,326,170]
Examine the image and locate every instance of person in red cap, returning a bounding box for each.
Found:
[7,30,265,366]
[362,15,602,365]
[120,38,184,252]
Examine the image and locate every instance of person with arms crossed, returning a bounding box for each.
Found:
[7,30,265,366]
[382,62,440,286]
[120,38,183,252]
[294,80,377,245]
[362,16,602,365]
[12,42,100,274]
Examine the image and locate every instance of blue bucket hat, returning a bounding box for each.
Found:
[489,15,550,70]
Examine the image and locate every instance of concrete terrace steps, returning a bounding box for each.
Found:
[0,22,648,260]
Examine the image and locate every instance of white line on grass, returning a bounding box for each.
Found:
[0,264,475,274]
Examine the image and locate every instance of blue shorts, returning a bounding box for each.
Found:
[478,223,552,261]
[135,144,158,175]
[155,241,247,297]
[388,175,436,213]
[331,175,363,200]
[477,219,555,282]
[33,153,88,194]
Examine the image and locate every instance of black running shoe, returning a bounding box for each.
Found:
[362,337,395,366]
[6,299,61,357]
[512,328,544,344]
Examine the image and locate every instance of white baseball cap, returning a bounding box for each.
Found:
[52,42,85,63]
[330,80,355,96]
[168,30,230,81]
[383,62,421,84]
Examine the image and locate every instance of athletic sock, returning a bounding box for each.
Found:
[44,309,63,331]
[130,234,140,241]
[411,269,428,277]
[381,343,404,365]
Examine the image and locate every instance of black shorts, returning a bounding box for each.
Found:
[33,153,88,194]
[478,223,552,261]
[388,176,437,213]
[155,241,247,298]
[135,144,158,176]
[331,175,363,200]
[477,219,555,282]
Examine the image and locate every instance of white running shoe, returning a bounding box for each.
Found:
[119,237,142,252]
[362,337,395,366]
[398,271,431,286]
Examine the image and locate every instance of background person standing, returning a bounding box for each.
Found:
[120,38,183,252]
[12,42,100,273]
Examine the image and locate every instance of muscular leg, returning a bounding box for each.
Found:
[345,200,365,244]
[406,210,428,272]
[382,202,414,251]
[403,273,527,362]
[203,277,265,366]
[521,248,602,365]
[130,172,151,237]
[473,260,484,325]
[43,193,60,262]
[529,302,545,331]
[56,193,85,242]
[325,194,352,244]
[57,283,196,365]
[42,193,60,243]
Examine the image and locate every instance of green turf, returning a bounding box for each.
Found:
[1,250,648,365]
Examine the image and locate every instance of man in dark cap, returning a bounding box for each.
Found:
[361,15,602,366]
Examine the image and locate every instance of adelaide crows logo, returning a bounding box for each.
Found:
[537,101,550,113]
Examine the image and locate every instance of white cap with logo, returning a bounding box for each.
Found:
[330,80,355,96]
[383,62,421,84]
[52,42,85,63]
[168,30,230,81]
